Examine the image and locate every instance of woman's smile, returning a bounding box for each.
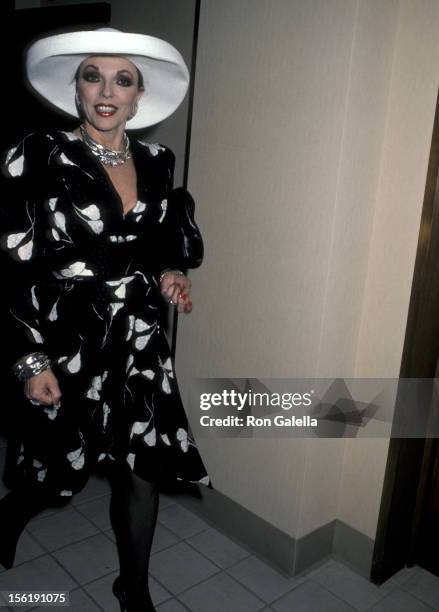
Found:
[94,104,118,117]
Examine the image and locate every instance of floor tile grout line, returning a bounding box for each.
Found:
[182,517,297,576]
[46,549,83,590]
[100,528,117,547]
[398,581,439,611]
[70,492,112,506]
[70,500,112,532]
[149,525,254,584]
[311,576,385,612]
[79,583,109,612]
[309,563,405,608]
[365,585,438,612]
[222,558,308,590]
[28,524,114,558]
[224,567,309,609]
[27,511,98,537]
[182,522,259,559]
[11,527,56,569]
[162,565,268,609]
[159,500,282,570]
[149,564,222,602]
[171,596,196,611]
[181,534,254,573]
[152,520,211,544]
[72,567,123,590]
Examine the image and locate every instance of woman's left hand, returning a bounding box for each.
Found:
[160,271,193,313]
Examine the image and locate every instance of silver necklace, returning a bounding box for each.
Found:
[79,124,131,166]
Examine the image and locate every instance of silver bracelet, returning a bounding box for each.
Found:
[12,352,52,382]
[159,268,184,283]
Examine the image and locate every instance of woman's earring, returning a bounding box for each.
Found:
[75,91,82,109]
[128,100,138,120]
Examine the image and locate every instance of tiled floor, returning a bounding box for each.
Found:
[1,437,439,611]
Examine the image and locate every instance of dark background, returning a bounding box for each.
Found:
[0,2,111,149]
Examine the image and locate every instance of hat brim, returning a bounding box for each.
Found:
[26,30,190,130]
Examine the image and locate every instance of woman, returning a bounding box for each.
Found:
[0,27,211,611]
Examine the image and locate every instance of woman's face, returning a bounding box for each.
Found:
[76,55,144,131]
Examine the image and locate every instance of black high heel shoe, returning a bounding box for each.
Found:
[112,575,156,611]
[112,576,127,612]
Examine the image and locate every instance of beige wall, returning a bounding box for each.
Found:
[302,0,399,538]
[175,0,411,546]
[341,0,439,535]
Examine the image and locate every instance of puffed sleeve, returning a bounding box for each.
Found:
[153,146,204,277]
[0,132,50,368]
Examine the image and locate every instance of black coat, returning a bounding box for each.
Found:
[0,129,211,495]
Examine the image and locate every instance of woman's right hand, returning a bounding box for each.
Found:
[24,368,62,406]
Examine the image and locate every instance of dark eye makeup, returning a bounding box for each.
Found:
[117,76,133,87]
[81,71,134,87]
[82,70,100,82]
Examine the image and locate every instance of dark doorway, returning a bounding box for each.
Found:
[371,89,439,584]
[1,2,111,151]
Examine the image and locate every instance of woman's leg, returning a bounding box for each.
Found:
[108,462,159,611]
[0,481,58,569]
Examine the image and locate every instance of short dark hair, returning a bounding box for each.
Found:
[72,59,144,90]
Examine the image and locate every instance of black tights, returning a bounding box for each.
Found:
[0,464,160,612]
[108,463,160,612]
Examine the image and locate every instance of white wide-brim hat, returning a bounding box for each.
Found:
[25,27,190,130]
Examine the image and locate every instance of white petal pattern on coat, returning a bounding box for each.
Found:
[48,300,58,321]
[130,421,148,439]
[86,371,108,400]
[139,142,166,156]
[7,232,26,249]
[6,152,24,177]
[66,447,85,470]
[17,240,33,260]
[73,203,103,234]
[144,428,156,446]
[161,433,171,445]
[158,199,167,223]
[54,212,66,233]
[48,197,58,211]
[176,427,189,452]
[61,131,80,142]
[132,200,146,213]
[31,286,39,310]
[81,204,100,220]
[59,152,74,166]
[158,356,174,394]
[126,453,136,470]
[135,334,155,351]
[53,261,94,279]
[43,404,60,420]
[37,468,47,482]
[66,347,81,373]
[102,403,110,430]
[9,310,44,344]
